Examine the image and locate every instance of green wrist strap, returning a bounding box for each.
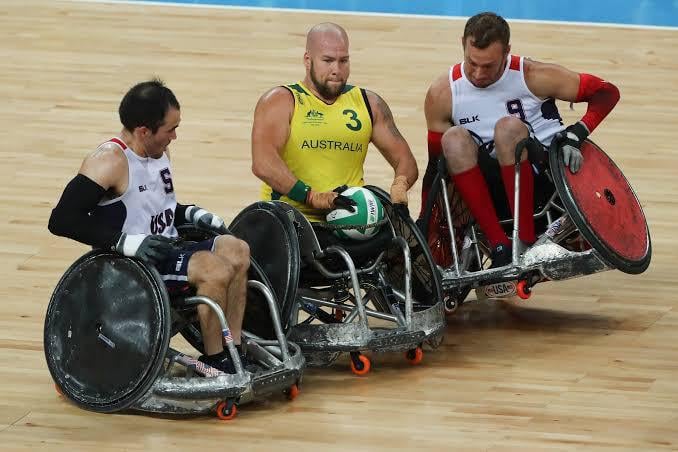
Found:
[288,180,311,203]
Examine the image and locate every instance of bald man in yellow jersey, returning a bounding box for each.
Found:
[252,22,417,224]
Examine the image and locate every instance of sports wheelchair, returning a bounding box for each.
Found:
[44,226,305,420]
[421,137,651,313]
[227,186,446,375]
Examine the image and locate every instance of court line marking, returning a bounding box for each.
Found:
[65,0,678,31]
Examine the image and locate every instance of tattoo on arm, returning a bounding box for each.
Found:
[372,91,405,140]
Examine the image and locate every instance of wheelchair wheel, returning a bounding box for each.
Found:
[366,185,444,307]
[229,202,301,338]
[44,250,171,413]
[549,139,651,274]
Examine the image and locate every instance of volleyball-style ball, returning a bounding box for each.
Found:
[326,187,384,241]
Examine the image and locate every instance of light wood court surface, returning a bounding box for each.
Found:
[1,0,677,450]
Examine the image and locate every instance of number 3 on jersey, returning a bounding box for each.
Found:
[343,109,362,131]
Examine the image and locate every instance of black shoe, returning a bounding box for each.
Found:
[199,351,236,374]
[199,351,262,375]
[489,243,512,269]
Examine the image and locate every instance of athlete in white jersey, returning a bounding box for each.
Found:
[420,12,620,267]
[93,137,179,239]
[450,54,564,147]
[49,80,252,374]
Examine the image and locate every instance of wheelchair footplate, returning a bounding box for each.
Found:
[441,237,611,294]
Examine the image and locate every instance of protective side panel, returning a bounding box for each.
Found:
[229,202,300,337]
[244,258,280,338]
[366,185,443,307]
[44,251,170,412]
[550,140,651,274]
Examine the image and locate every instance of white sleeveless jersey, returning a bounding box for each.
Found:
[93,138,178,238]
[450,55,564,147]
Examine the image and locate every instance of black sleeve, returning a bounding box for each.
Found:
[48,174,123,249]
[174,203,196,227]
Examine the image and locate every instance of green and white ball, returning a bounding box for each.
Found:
[326,187,384,241]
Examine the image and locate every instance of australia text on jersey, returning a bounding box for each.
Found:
[300,139,365,152]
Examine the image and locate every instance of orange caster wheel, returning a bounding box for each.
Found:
[350,353,371,376]
[405,347,423,365]
[216,400,238,420]
[516,280,532,300]
[286,384,300,401]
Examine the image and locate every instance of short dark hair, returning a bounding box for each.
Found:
[118,78,180,133]
[463,12,510,51]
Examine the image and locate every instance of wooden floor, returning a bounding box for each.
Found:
[2,0,677,450]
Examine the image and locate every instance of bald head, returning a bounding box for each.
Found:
[306,23,349,54]
[303,22,351,102]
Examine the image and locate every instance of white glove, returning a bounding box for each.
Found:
[185,206,227,234]
[114,233,174,265]
[556,121,589,174]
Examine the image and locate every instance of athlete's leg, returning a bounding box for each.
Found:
[211,235,250,347]
[187,250,238,355]
[494,116,535,244]
[442,126,510,249]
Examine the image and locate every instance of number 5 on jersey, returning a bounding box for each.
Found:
[160,168,174,194]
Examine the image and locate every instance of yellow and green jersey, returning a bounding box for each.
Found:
[260,81,373,221]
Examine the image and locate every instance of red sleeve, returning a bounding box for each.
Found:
[575,73,620,133]
[427,130,443,158]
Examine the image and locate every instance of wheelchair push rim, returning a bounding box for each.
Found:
[44,250,171,413]
[549,139,651,274]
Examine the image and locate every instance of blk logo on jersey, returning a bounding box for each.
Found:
[175,253,185,272]
[138,185,148,192]
[459,115,479,125]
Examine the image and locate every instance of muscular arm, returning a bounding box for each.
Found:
[424,73,454,134]
[48,144,128,248]
[78,143,129,194]
[524,59,580,102]
[525,59,620,133]
[251,87,297,194]
[366,90,418,187]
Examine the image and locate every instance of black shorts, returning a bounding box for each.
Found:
[477,140,555,221]
[157,238,216,292]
